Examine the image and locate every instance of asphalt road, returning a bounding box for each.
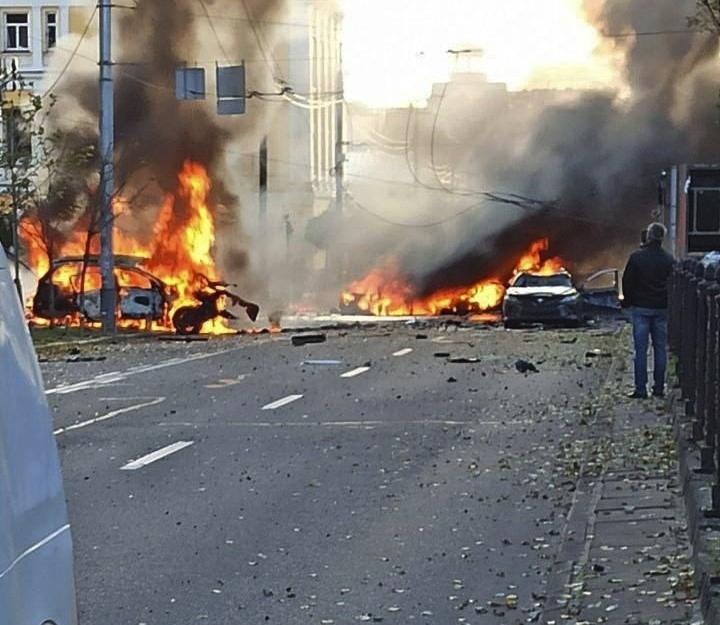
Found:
[42,317,624,624]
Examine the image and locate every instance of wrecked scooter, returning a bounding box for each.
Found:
[172,275,259,335]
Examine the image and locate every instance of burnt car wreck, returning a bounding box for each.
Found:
[32,255,174,324]
[502,269,620,328]
[171,275,259,335]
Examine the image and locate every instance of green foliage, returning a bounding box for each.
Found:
[0,64,97,267]
[688,0,720,32]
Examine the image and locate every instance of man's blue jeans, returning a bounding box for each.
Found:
[631,307,668,395]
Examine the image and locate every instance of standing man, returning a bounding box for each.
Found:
[622,222,675,398]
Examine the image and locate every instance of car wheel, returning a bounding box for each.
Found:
[172,306,203,334]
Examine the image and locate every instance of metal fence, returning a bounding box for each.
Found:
[669,258,720,513]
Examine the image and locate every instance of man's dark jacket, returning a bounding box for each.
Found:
[621,241,675,309]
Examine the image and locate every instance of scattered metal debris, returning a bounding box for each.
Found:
[585,349,611,358]
[65,355,108,363]
[172,275,259,335]
[447,356,480,364]
[158,334,210,342]
[291,333,327,346]
[515,359,539,373]
[302,359,342,366]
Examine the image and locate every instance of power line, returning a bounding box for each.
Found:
[181,7,707,41]
[404,104,439,191]
[239,0,286,86]
[346,193,618,230]
[42,7,97,98]
[33,5,342,110]
[198,0,231,65]
[429,78,452,191]
[346,195,486,228]
[38,37,342,104]
[189,8,310,31]
[600,28,706,38]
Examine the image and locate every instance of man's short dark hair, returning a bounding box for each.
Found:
[646,222,666,242]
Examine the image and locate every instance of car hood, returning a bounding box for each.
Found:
[505,285,578,297]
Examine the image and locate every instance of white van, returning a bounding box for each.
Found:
[0,245,78,625]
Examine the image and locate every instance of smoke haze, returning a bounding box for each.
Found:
[42,0,720,310]
[340,0,720,297]
[44,0,288,293]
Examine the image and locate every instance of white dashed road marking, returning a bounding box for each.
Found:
[392,348,413,357]
[262,394,304,410]
[205,375,248,389]
[120,441,194,471]
[340,366,370,378]
[47,372,126,395]
[158,418,534,429]
[53,397,166,435]
[46,351,238,395]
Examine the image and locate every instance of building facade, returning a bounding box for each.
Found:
[0,0,345,304]
[283,0,343,295]
[0,0,84,90]
[0,0,87,198]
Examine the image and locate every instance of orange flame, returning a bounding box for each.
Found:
[340,238,567,316]
[513,238,565,276]
[340,258,415,316]
[20,160,236,334]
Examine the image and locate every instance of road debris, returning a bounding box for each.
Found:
[291,333,327,346]
[515,358,539,373]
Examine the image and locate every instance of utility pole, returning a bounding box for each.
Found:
[98,0,116,332]
[258,135,268,277]
[259,136,267,231]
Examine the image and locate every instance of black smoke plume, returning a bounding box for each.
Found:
[342,0,720,297]
[45,0,287,276]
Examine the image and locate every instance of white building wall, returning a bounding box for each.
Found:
[309,4,341,199]
[0,0,76,90]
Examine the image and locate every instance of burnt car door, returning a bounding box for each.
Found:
[579,269,621,310]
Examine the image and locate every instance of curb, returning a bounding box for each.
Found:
[673,392,720,624]
[558,323,705,623]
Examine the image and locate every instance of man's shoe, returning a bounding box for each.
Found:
[652,390,665,398]
[627,391,648,399]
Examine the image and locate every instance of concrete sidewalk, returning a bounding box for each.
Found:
[543,324,708,624]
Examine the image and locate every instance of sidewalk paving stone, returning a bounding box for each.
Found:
[543,324,706,624]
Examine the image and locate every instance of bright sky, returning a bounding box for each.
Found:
[340,0,624,107]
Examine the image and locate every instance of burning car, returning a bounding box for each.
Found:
[502,268,620,328]
[32,255,174,324]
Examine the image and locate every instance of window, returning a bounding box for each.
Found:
[4,12,29,51]
[45,11,57,50]
[685,168,720,253]
[691,189,720,233]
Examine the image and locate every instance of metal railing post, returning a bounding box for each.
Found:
[697,262,714,472]
[669,263,682,354]
[677,259,691,394]
[709,264,720,510]
[683,260,701,435]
